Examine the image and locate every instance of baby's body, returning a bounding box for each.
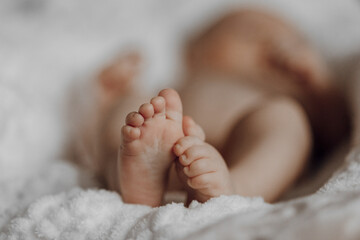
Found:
[76,9,349,207]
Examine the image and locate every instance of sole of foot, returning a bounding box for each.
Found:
[118,88,184,207]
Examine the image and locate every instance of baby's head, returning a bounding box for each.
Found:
[186,8,350,156]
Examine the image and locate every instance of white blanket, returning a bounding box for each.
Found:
[1,0,360,239]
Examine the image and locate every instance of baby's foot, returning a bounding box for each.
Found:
[119,89,184,207]
[98,51,141,98]
[173,117,234,203]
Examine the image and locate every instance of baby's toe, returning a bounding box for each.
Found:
[184,158,215,178]
[150,96,166,116]
[187,173,212,190]
[125,112,144,127]
[158,88,183,122]
[121,125,141,142]
[179,145,211,166]
[138,103,154,119]
[173,136,204,157]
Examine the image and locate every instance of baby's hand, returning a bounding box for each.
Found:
[173,135,234,203]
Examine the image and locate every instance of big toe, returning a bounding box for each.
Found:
[158,88,183,121]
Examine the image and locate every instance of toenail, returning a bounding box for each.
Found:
[180,155,187,163]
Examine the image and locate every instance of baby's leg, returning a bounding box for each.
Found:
[223,97,312,202]
[72,51,148,190]
[72,52,139,169]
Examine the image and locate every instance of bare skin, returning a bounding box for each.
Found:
[118,87,311,204]
[119,89,184,207]
[174,116,234,204]
[72,9,349,206]
[70,51,140,177]
[185,9,349,154]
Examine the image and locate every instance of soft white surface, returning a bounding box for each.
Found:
[1,0,360,239]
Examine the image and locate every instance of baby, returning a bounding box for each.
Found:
[74,9,349,207]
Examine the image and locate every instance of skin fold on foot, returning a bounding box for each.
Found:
[118,88,184,207]
[173,116,234,204]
